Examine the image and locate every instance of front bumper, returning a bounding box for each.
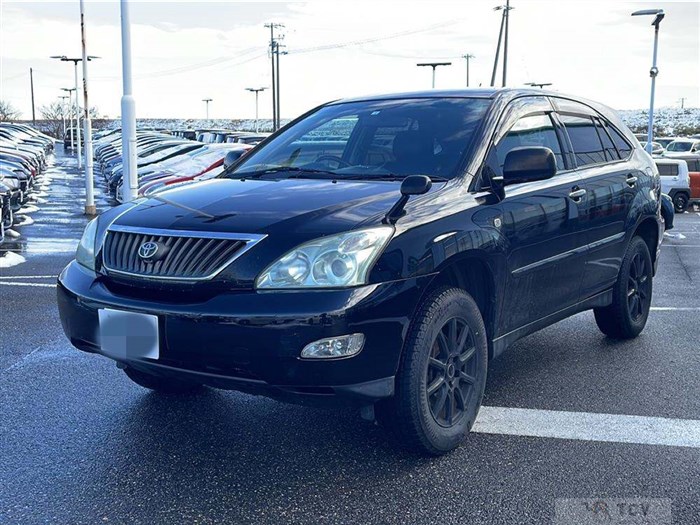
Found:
[57,261,432,406]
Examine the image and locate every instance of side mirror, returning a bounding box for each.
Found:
[223,150,242,169]
[400,174,432,196]
[384,175,433,224]
[503,146,556,184]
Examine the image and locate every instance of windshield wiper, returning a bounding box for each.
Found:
[236,166,338,179]
[337,174,450,182]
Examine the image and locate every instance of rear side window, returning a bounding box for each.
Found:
[560,115,606,167]
[656,163,679,176]
[594,119,620,161]
[686,159,700,171]
[495,114,564,172]
[606,125,633,158]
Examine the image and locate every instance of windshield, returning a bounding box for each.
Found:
[666,141,693,152]
[224,97,490,181]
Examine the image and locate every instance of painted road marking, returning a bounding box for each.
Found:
[651,307,700,311]
[473,406,700,449]
[0,282,56,288]
[0,275,57,279]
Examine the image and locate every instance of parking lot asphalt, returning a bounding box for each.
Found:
[1,148,699,524]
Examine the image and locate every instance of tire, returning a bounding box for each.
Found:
[594,236,652,339]
[377,287,488,455]
[123,367,203,394]
[673,193,688,213]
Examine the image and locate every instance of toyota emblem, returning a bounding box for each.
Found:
[138,241,159,260]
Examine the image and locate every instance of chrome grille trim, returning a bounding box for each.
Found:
[101,225,266,281]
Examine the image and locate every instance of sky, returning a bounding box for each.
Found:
[1,0,698,121]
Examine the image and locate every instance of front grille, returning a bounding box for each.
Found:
[101,227,264,281]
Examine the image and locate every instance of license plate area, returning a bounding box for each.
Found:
[98,308,159,361]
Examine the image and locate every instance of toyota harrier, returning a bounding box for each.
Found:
[58,89,662,455]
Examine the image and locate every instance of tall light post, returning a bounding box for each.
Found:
[417,62,452,89]
[202,98,213,120]
[632,8,665,154]
[60,87,76,149]
[50,54,99,170]
[461,54,475,87]
[120,0,138,203]
[491,1,514,87]
[245,87,267,132]
[79,0,96,215]
[59,95,69,138]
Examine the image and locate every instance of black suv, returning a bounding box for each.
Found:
[58,89,662,455]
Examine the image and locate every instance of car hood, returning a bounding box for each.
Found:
[111,177,431,237]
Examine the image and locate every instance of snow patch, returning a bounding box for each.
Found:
[664,231,687,240]
[0,252,26,268]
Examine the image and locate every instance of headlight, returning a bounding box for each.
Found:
[256,227,393,289]
[76,218,98,271]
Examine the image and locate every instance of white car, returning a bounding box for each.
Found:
[655,158,691,212]
[664,138,700,156]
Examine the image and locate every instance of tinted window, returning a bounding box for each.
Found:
[656,163,679,176]
[606,125,633,158]
[594,119,620,161]
[688,159,700,171]
[228,98,491,180]
[495,114,564,172]
[560,115,606,167]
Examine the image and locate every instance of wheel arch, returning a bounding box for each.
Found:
[633,217,660,267]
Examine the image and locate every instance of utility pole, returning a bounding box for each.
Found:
[275,42,281,129]
[246,87,267,132]
[417,62,452,89]
[265,22,284,131]
[491,2,514,87]
[59,95,69,138]
[120,0,138,202]
[202,98,213,120]
[461,54,475,87]
[679,97,686,109]
[30,68,36,124]
[80,0,96,215]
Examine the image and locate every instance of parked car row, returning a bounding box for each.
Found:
[92,129,260,203]
[1,123,54,244]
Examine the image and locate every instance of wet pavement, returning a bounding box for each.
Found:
[1,147,699,524]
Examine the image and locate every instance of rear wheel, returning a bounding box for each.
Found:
[123,367,203,394]
[673,193,689,213]
[377,287,488,455]
[594,236,652,339]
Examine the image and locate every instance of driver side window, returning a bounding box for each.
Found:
[495,114,565,173]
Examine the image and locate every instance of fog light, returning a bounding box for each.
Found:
[300,334,365,359]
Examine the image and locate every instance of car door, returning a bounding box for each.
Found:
[485,99,588,333]
[555,107,637,298]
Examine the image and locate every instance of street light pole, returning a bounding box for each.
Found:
[417,62,452,89]
[246,87,267,132]
[59,95,69,138]
[61,87,76,150]
[202,98,213,120]
[120,0,138,202]
[632,9,665,154]
[461,54,475,87]
[79,0,96,215]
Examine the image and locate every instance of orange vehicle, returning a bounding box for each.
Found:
[669,155,700,202]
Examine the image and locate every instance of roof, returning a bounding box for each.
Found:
[334,87,553,104]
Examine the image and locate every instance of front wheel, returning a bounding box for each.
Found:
[594,236,652,339]
[377,287,488,455]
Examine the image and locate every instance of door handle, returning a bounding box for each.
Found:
[569,188,587,201]
[626,175,638,187]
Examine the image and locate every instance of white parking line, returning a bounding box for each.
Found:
[473,406,700,448]
[0,282,56,288]
[0,275,57,279]
[651,307,700,311]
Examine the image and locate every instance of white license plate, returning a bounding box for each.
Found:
[98,308,159,360]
